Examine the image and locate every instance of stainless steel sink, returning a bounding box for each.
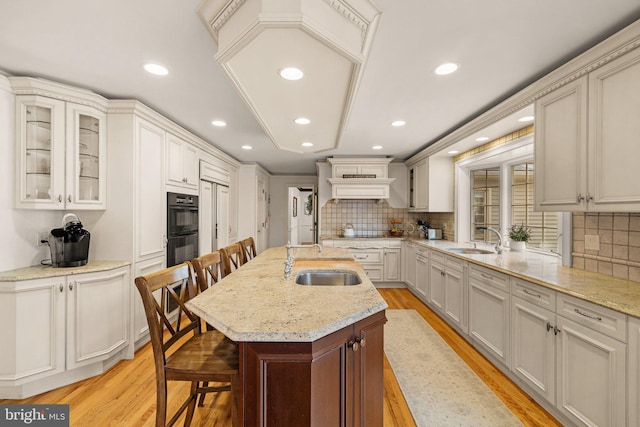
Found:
[295,270,362,286]
[446,248,496,255]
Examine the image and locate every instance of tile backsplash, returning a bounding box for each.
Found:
[320,199,454,239]
[572,212,640,282]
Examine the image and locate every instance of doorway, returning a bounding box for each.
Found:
[288,186,317,245]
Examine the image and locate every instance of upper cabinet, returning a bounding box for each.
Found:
[166,133,198,192]
[15,95,107,210]
[535,47,640,212]
[407,156,453,212]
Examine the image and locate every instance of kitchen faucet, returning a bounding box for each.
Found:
[476,226,503,254]
[284,242,322,279]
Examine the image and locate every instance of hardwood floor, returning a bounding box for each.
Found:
[1,288,559,426]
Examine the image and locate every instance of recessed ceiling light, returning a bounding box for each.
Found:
[475,136,489,142]
[448,150,459,155]
[294,117,311,125]
[301,142,314,147]
[391,120,406,127]
[143,63,168,76]
[279,67,304,80]
[372,145,383,150]
[518,115,535,122]
[434,63,458,75]
[241,145,252,150]
[211,120,226,127]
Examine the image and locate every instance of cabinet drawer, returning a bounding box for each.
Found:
[469,264,509,293]
[511,278,556,311]
[444,254,465,272]
[349,249,383,264]
[557,294,627,342]
[415,246,429,258]
[430,250,445,265]
[363,266,383,281]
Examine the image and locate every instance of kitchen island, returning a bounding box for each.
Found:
[186,246,387,427]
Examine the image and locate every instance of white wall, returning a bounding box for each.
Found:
[269,175,318,248]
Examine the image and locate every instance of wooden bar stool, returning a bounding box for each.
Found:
[134,262,240,427]
[239,237,257,263]
[220,242,244,277]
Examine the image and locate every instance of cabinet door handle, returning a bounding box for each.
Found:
[355,336,366,348]
[58,195,62,203]
[554,326,561,335]
[348,340,359,352]
[546,322,552,332]
[577,193,585,202]
[59,284,64,292]
[69,282,74,291]
[574,308,602,321]
[524,289,542,298]
[480,273,494,280]
[354,255,369,260]
[67,195,72,203]
[585,194,593,202]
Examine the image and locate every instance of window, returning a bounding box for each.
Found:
[472,168,500,243]
[511,162,558,252]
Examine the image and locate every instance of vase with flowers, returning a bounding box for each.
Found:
[508,224,531,252]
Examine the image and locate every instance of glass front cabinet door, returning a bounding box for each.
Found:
[15,95,106,210]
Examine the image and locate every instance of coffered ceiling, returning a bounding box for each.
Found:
[1,0,640,175]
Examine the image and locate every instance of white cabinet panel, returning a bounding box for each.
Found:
[629,316,640,427]
[383,248,401,282]
[415,250,428,298]
[166,134,198,191]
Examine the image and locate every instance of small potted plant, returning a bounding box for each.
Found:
[508,224,531,252]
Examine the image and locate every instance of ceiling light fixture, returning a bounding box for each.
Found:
[391,120,406,127]
[143,63,169,76]
[301,142,314,147]
[434,63,458,75]
[294,117,311,125]
[279,67,304,80]
[475,136,489,142]
[372,145,383,150]
[518,115,535,122]
[211,120,227,127]
[448,150,459,155]
[241,145,252,150]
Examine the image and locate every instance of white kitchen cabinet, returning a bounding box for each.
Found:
[351,248,384,281]
[166,133,199,192]
[403,241,416,289]
[132,256,165,348]
[407,156,453,212]
[428,251,445,312]
[468,264,510,367]
[442,255,466,334]
[414,247,429,299]
[629,316,640,427]
[0,264,130,398]
[383,247,401,282]
[535,48,640,212]
[511,288,556,404]
[15,94,107,210]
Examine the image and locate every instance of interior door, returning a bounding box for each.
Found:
[216,184,229,249]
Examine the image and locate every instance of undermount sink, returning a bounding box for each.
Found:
[295,270,362,286]
[446,248,496,255]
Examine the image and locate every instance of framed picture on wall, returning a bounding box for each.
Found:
[293,196,297,217]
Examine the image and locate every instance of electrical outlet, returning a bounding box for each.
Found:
[584,234,600,251]
[37,231,49,246]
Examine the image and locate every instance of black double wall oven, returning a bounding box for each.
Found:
[166,192,199,312]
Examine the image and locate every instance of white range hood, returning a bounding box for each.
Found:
[326,157,395,200]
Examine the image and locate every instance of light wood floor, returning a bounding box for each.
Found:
[1,288,560,426]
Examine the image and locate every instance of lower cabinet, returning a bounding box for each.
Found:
[403,241,416,289]
[324,239,402,283]
[468,264,510,367]
[0,265,131,398]
[383,248,401,282]
[428,252,445,312]
[414,247,429,298]
[241,310,386,426]
[429,251,466,333]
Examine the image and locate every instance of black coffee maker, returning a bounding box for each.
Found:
[47,213,91,267]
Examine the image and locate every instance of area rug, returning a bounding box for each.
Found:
[384,309,523,427]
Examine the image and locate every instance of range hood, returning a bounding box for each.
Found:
[326,157,395,200]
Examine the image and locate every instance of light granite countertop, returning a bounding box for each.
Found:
[409,238,640,319]
[0,260,131,282]
[186,246,388,343]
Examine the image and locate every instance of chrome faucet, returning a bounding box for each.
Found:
[476,226,503,254]
[284,242,322,279]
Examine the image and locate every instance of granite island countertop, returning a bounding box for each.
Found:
[186,246,388,342]
[409,238,640,318]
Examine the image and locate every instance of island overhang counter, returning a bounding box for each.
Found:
[186,246,388,427]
